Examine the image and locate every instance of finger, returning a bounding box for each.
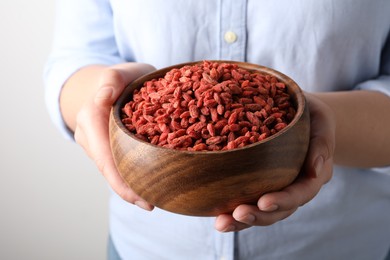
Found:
[257,159,333,212]
[304,94,336,178]
[76,122,138,205]
[83,63,155,208]
[215,214,251,232]
[257,177,320,212]
[76,103,153,210]
[94,155,153,210]
[95,150,154,210]
[304,135,332,179]
[81,110,153,210]
[74,124,91,158]
[95,63,156,106]
[232,204,297,227]
[215,206,297,232]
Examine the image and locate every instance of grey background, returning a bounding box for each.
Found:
[0,1,109,259]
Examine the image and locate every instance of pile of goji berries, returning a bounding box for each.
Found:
[121,61,296,151]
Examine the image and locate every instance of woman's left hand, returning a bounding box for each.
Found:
[214,93,336,232]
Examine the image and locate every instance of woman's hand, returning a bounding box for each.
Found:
[73,63,156,210]
[215,93,336,232]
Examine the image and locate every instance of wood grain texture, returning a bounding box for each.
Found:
[109,61,310,216]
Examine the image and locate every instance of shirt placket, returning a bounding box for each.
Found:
[219,0,248,61]
[215,1,247,259]
[214,231,235,260]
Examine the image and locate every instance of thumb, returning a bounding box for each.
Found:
[304,93,336,179]
[94,86,115,107]
[94,62,156,107]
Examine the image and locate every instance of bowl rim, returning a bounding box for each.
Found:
[111,60,306,154]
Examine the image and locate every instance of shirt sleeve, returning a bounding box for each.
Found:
[43,0,125,140]
[354,33,390,96]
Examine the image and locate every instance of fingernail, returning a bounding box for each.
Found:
[95,86,113,100]
[313,156,324,178]
[261,204,279,212]
[240,214,255,224]
[135,200,152,211]
[223,225,236,232]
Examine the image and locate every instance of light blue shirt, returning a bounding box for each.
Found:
[44,1,390,259]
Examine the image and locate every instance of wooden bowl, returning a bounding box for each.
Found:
[109,61,310,216]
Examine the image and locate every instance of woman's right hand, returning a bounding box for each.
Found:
[73,63,156,210]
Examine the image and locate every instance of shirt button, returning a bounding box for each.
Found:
[224,31,237,43]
